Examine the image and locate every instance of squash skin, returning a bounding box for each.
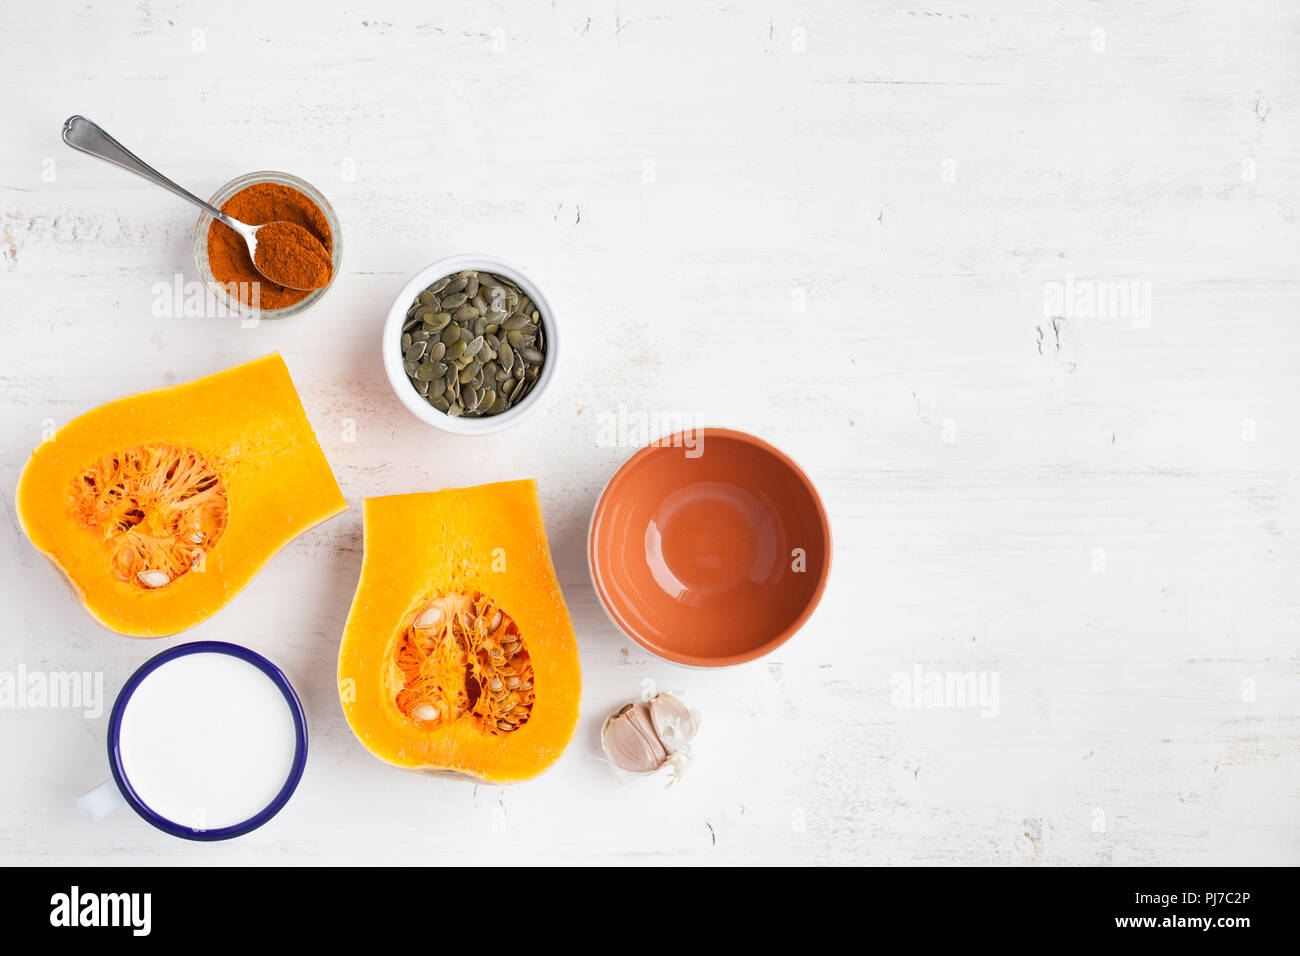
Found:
[16,353,346,637]
[338,481,581,782]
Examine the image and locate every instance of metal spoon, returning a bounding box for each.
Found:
[61,115,330,291]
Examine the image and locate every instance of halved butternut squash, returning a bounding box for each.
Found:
[338,481,581,782]
[16,353,346,637]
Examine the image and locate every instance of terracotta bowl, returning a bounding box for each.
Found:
[588,429,831,666]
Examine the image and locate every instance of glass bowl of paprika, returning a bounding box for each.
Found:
[193,170,342,320]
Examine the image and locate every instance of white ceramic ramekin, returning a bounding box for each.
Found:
[382,254,559,435]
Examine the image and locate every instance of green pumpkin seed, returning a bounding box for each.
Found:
[402,270,546,419]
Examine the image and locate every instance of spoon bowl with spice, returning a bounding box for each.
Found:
[61,116,336,307]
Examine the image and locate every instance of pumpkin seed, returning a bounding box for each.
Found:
[399,269,546,418]
[415,361,445,382]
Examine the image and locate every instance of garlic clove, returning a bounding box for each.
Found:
[648,693,700,753]
[601,702,668,774]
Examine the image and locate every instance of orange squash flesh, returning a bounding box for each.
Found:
[338,481,581,782]
[16,353,346,637]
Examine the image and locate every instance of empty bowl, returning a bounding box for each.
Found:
[588,428,831,666]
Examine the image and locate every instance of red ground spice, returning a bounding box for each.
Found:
[207,181,333,310]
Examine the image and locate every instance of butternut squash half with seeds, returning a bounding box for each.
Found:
[338,481,581,782]
[16,353,346,637]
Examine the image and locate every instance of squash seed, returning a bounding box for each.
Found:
[398,269,547,418]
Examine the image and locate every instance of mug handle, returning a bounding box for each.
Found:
[77,779,126,822]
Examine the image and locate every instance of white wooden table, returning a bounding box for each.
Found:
[1,0,1296,865]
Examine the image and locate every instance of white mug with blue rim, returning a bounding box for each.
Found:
[78,641,307,841]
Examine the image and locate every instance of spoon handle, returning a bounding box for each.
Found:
[61,115,246,234]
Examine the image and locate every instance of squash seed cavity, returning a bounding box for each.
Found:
[68,443,228,590]
[390,591,534,735]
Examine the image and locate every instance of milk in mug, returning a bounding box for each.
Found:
[116,651,299,831]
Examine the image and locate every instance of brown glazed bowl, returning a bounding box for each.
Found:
[588,428,831,666]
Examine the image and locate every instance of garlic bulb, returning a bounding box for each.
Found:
[601,693,701,783]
